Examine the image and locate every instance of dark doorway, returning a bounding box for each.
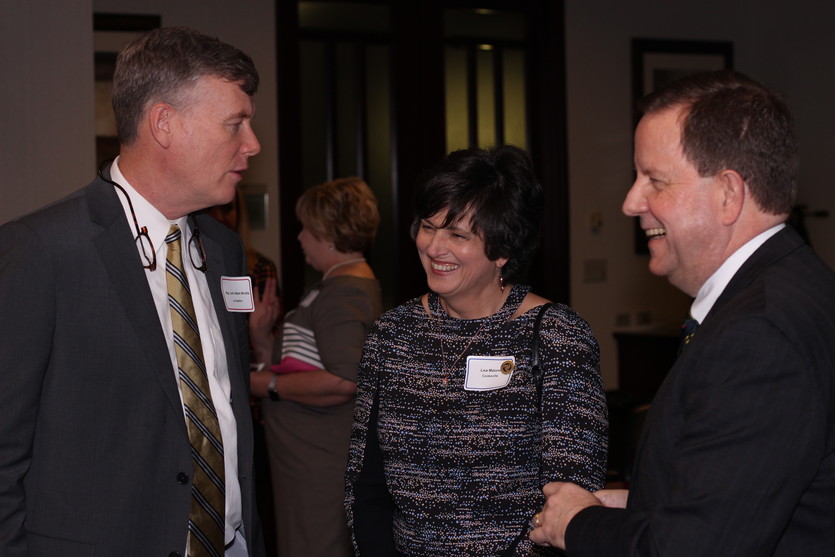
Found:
[277,0,569,310]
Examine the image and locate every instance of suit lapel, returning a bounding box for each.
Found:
[630,228,807,508]
[200,215,243,377]
[705,227,803,323]
[88,178,187,422]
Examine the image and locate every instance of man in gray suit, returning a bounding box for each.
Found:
[530,71,835,555]
[0,27,265,557]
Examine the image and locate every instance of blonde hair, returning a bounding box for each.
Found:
[296,177,380,253]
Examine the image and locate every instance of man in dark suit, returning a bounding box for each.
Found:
[0,27,265,557]
[530,71,835,555]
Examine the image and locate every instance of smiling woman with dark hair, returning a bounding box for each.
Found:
[409,145,545,283]
[345,145,608,556]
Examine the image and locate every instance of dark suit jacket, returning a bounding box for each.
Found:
[0,174,265,557]
[566,227,835,556]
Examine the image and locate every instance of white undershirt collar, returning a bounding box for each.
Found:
[690,223,785,323]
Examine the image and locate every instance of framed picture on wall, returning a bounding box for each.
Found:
[630,38,734,253]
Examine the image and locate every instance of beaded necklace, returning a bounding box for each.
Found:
[322,257,366,280]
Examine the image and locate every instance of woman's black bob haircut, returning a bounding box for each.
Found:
[411,145,544,281]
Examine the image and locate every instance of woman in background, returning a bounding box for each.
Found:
[251,177,383,557]
[345,146,608,556]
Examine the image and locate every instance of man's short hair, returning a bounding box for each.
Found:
[112,26,259,145]
[638,70,798,215]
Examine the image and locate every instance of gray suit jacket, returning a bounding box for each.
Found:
[567,227,835,556]
[0,173,264,557]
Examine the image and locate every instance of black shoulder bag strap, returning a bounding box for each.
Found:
[501,303,554,556]
[530,302,553,406]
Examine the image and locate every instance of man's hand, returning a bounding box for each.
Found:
[529,482,603,550]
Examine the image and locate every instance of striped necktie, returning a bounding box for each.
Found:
[165,225,226,557]
[678,314,699,356]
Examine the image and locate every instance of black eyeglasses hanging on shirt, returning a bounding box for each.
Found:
[98,161,208,273]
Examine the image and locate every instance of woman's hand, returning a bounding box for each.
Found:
[250,370,273,399]
[250,277,280,364]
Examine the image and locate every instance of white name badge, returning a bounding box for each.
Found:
[221,276,255,312]
[464,355,515,391]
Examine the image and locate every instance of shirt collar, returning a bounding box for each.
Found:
[690,223,785,323]
[110,157,188,267]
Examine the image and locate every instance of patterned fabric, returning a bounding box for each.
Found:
[248,251,280,337]
[249,250,277,296]
[165,225,225,557]
[346,284,608,556]
[280,321,324,368]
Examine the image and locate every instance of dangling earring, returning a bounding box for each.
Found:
[499,275,506,293]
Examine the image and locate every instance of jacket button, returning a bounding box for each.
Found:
[176,472,189,484]
[169,552,182,557]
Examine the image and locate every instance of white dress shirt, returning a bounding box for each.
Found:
[109,158,243,545]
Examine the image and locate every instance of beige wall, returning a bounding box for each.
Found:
[0,0,96,222]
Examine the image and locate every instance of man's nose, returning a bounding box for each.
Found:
[622,180,646,217]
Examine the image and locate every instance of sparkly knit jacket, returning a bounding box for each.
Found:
[346,284,608,556]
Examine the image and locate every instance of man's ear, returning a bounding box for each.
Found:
[718,169,746,226]
[148,102,174,148]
